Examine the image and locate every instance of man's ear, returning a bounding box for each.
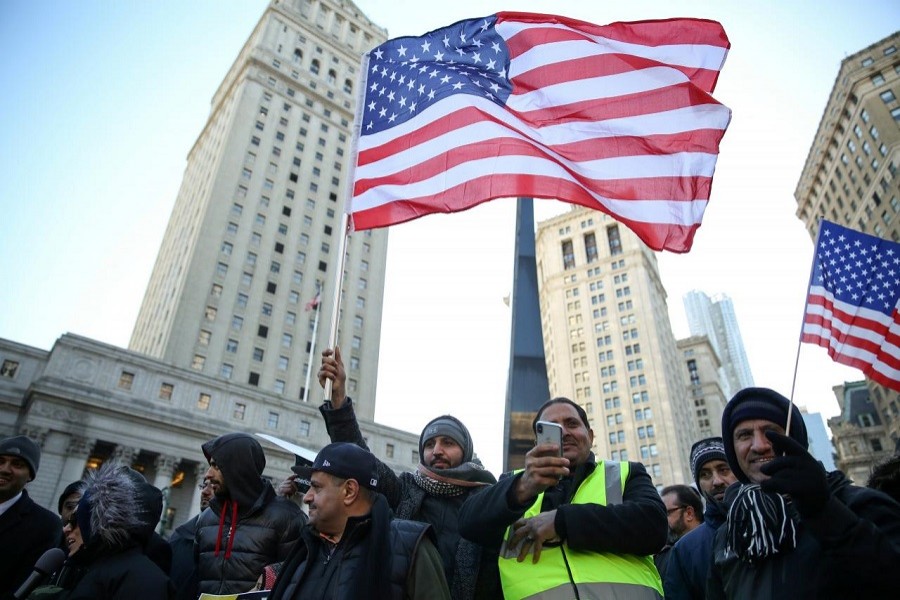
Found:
[343,478,361,505]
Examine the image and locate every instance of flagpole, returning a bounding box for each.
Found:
[303,297,320,403]
[787,218,826,436]
[322,51,371,402]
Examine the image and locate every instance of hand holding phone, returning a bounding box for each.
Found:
[535,421,563,457]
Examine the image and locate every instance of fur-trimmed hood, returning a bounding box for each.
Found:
[75,461,145,550]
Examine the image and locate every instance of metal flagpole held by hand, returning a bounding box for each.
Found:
[321,52,370,402]
[787,219,826,437]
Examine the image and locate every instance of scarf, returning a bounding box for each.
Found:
[725,484,797,563]
[412,461,497,497]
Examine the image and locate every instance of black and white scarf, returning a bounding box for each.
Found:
[725,484,797,563]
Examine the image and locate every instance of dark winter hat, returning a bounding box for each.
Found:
[57,480,85,514]
[0,435,41,480]
[296,442,379,490]
[419,415,474,464]
[690,437,727,487]
[722,387,808,483]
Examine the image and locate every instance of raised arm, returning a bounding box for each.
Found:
[317,347,403,508]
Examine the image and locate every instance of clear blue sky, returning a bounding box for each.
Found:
[2,1,898,474]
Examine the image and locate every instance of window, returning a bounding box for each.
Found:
[220,364,234,379]
[386,443,395,458]
[282,333,293,348]
[350,356,360,370]
[258,325,269,338]
[191,355,205,370]
[354,315,364,329]
[117,371,135,390]
[352,336,362,349]
[607,225,622,255]
[197,393,211,410]
[198,329,211,346]
[267,281,278,294]
[880,90,896,103]
[561,240,575,270]
[299,420,311,437]
[158,382,174,400]
[216,262,228,277]
[253,347,264,361]
[248,372,260,386]
[237,293,249,308]
[268,412,280,428]
[262,302,273,316]
[205,306,217,321]
[274,380,286,394]
[232,315,244,330]
[233,402,246,420]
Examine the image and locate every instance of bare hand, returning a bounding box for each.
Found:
[276,475,299,498]
[514,444,569,504]
[509,510,559,563]
[317,347,346,407]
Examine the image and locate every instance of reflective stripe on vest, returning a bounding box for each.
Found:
[499,461,662,600]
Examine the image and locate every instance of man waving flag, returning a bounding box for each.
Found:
[348,12,731,252]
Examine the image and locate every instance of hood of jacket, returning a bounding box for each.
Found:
[202,432,269,512]
[75,461,144,551]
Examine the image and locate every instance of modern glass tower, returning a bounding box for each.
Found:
[683,290,754,399]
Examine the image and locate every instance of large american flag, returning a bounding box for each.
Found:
[347,12,731,253]
[802,220,900,391]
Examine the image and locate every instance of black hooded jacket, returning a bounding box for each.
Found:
[28,461,173,599]
[195,433,305,594]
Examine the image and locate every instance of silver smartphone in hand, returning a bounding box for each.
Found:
[535,420,563,456]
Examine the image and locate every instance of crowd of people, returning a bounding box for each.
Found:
[2,355,899,599]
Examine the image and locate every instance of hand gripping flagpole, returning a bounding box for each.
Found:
[322,51,371,402]
[786,219,826,437]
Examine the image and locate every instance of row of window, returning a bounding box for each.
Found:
[562,225,623,270]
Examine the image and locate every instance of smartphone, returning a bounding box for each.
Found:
[535,421,563,456]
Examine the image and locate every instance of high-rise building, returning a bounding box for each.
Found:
[130,0,389,420]
[535,207,696,488]
[795,31,900,450]
[676,335,728,439]
[683,290,754,399]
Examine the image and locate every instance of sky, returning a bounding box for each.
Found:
[1,1,898,475]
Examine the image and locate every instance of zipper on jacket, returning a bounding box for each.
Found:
[560,546,581,600]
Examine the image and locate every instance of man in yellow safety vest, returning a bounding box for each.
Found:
[459,397,667,599]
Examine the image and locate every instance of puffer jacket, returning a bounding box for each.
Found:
[195,433,306,594]
[708,471,900,599]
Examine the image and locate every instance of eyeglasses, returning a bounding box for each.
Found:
[666,505,687,516]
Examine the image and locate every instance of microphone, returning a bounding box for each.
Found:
[13,547,66,599]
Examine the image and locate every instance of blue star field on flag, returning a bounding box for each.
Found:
[362,16,512,135]
[812,220,900,314]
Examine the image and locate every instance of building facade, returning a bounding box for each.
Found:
[129,0,388,420]
[795,31,900,451]
[676,335,728,439]
[535,207,696,489]
[828,380,893,485]
[0,334,419,531]
[683,290,754,399]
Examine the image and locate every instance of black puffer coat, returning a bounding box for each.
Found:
[195,433,306,594]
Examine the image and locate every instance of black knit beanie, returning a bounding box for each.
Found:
[419,415,473,464]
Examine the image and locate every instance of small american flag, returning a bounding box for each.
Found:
[348,12,731,252]
[802,220,900,391]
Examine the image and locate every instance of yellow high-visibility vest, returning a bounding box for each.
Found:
[498,461,662,600]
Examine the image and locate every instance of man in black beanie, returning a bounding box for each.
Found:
[664,437,736,600]
[707,387,900,599]
[316,348,500,600]
[0,435,63,597]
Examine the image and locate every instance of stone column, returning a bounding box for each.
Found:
[152,455,178,491]
[51,435,95,509]
[112,445,138,467]
[152,455,178,534]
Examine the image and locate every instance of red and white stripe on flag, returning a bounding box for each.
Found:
[348,12,731,253]
[801,220,900,392]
